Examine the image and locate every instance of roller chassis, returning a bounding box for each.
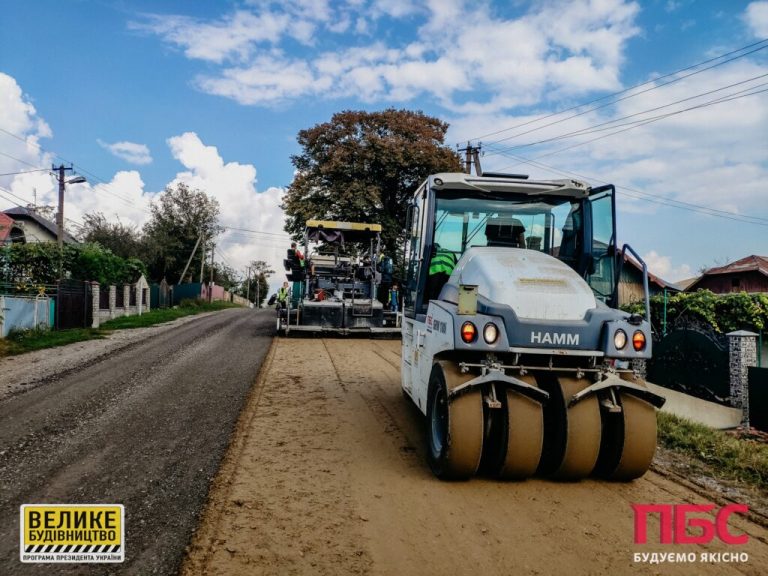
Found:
[400,172,666,481]
[402,300,664,481]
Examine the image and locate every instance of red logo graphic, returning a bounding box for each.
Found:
[632,504,749,545]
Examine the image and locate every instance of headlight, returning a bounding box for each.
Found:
[632,330,646,351]
[483,323,499,344]
[461,321,477,343]
[614,329,627,350]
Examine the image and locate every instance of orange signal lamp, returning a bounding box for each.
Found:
[461,322,477,343]
[632,331,646,351]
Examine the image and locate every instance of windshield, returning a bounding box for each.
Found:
[433,193,583,268]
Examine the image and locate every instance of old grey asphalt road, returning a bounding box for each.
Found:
[0,307,274,575]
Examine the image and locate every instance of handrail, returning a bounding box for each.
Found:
[619,243,650,322]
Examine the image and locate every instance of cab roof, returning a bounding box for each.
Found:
[429,172,590,198]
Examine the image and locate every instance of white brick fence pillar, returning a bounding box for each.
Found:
[728,330,758,427]
[109,285,117,319]
[91,282,100,329]
[123,284,130,315]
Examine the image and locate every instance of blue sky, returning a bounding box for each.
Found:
[1,0,767,290]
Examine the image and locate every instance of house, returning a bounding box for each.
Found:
[2,207,78,244]
[618,251,680,306]
[0,212,25,244]
[686,255,768,294]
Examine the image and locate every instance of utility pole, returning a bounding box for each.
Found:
[53,164,85,278]
[209,244,215,302]
[178,231,203,285]
[457,142,482,175]
[256,277,260,309]
[54,164,73,252]
[245,266,251,303]
[199,234,206,284]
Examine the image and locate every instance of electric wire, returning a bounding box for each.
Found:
[0,168,50,176]
[485,151,768,227]
[487,87,768,167]
[463,38,768,145]
[484,73,768,155]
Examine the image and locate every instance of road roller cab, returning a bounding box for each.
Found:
[400,172,665,481]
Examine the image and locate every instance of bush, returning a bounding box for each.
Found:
[623,290,768,335]
[0,242,147,286]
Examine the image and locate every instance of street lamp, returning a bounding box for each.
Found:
[54,164,86,277]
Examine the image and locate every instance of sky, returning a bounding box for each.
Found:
[0,0,767,294]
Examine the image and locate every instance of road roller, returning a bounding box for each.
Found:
[400,172,666,481]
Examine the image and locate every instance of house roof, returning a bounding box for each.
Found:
[3,206,79,244]
[0,212,17,242]
[702,255,768,276]
[686,255,768,291]
[621,251,681,291]
[675,276,701,290]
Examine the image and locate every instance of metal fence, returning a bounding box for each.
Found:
[56,280,92,330]
[0,294,54,337]
[647,324,730,404]
[748,366,768,431]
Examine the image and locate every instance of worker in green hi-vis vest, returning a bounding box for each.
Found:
[427,245,457,301]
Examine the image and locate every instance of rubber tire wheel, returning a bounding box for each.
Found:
[478,375,544,480]
[426,362,484,480]
[537,375,601,480]
[594,375,658,481]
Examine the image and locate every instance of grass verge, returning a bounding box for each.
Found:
[0,300,242,358]
[657,411,768,490]
[0,327,106,357]
[100,300,238,330]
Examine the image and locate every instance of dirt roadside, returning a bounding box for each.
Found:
[182,338,768,576]
[0,311,224,401]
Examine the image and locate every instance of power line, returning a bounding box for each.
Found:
[487,151,768,227]
[0,128,150,212]
[222,225,290,238]
[0,149,51,171]
[0,168,49,176]
[0,184,38,209]
[464,38,768,146]
[0,130,293,240]
[0,184,87,230]
[487,86,768,167]
[484,73,768,156]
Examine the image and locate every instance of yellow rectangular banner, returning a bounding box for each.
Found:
[20,504,124,563]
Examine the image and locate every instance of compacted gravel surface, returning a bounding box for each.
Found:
[0,308,274,575]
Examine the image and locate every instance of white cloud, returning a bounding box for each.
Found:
[0,73,54,201]
[0,72,286,292]
[137,0,640,111]
[642,250,692,282]
[98,139,153,165]
[450,58,768,223]
[166,132,288,292]
[745,1,768,37]
[66,171,152,228]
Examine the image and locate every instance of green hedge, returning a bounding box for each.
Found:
[0,242,146,286]
[623,290,768,334]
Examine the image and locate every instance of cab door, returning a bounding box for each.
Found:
[402,186,428,401]
[586,185,618,307]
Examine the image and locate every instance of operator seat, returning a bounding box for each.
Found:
[485,217,526,248]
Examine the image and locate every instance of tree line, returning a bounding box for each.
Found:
[3,108,462,302]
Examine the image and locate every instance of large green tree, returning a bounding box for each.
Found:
[282,109,462,263]
[142,182,223,283]
[80,212,144,261]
